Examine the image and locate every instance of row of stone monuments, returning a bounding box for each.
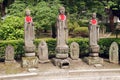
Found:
[4,41,119,67]
[3,7,120,69]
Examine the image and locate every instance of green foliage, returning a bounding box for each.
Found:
[0,39,24,59]
[68,21,80,33]
[0,16,24,40]
[68,21,88,37]
[7,1,26,17]
[68,38,89,57]
[6,0,61,38]
[98,38,120,58]
[1,0,120,40]
[73,27,88,37]
[31,1,61,32]
[0,0,3,3]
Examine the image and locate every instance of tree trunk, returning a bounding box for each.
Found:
[108,9,114,32]
[109,14,114,32]
[0,0,14,17]
[0,2,6,17]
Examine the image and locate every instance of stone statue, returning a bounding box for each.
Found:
[56,6,68,49]
[70,42,79,60]
[89,13,99,46]
[24,9,35,54]
[89,13,100,57]
[22,9,38,68]
[109,42,119,64]
[38,40,49,62]
[5,45,15,61]
[83,13,103,65]
[53,7,70,68]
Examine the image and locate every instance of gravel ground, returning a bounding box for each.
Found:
[0,58,120,80]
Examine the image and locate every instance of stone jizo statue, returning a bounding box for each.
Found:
[56,6,68,49]
[24,9,35,53]
[89,13,99,46]
[5,45,15,62]
[70,42,79,60]
[38,40,49,61]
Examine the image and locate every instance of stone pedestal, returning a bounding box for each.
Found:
[84,45,103,65]
[52,58,70,69]
[22,56,38,68]
[54,46,70,68]
[84,57,103,65]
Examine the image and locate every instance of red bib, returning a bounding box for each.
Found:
[59,14,66,21]
[91,19,97,25]
[25,16,32,23]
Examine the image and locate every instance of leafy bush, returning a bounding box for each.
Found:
[0,38,120,60]
[73,27,89,37]
[0,16,24,40]
[0,40,24,60]
[68,21,80,33]
[7,1,26,17]
[32,1,61,32]
[98,38,120,58]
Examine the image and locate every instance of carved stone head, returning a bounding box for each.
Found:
[25,9,31,16]
[92,13,96,19]
[59,6,65,14]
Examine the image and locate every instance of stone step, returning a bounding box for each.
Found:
[4,75,120,80]
[1,69,120,80]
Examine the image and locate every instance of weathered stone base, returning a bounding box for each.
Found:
[22,56,38,68]
[39,59,50,63]
[25,53,35,57]
[83,57,103,65]
[52,58,70,69]
[24,45,36,53]
[56,54,68,59]
[5,60,16,64]
[56,46,69,54]
[69,58,81,63]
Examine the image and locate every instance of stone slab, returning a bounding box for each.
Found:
[83,57,103,65]
[28,68,39,72]
[39,59,50,63]
[5,60,16,64]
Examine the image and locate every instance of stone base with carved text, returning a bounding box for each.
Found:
[22,56,38,68]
